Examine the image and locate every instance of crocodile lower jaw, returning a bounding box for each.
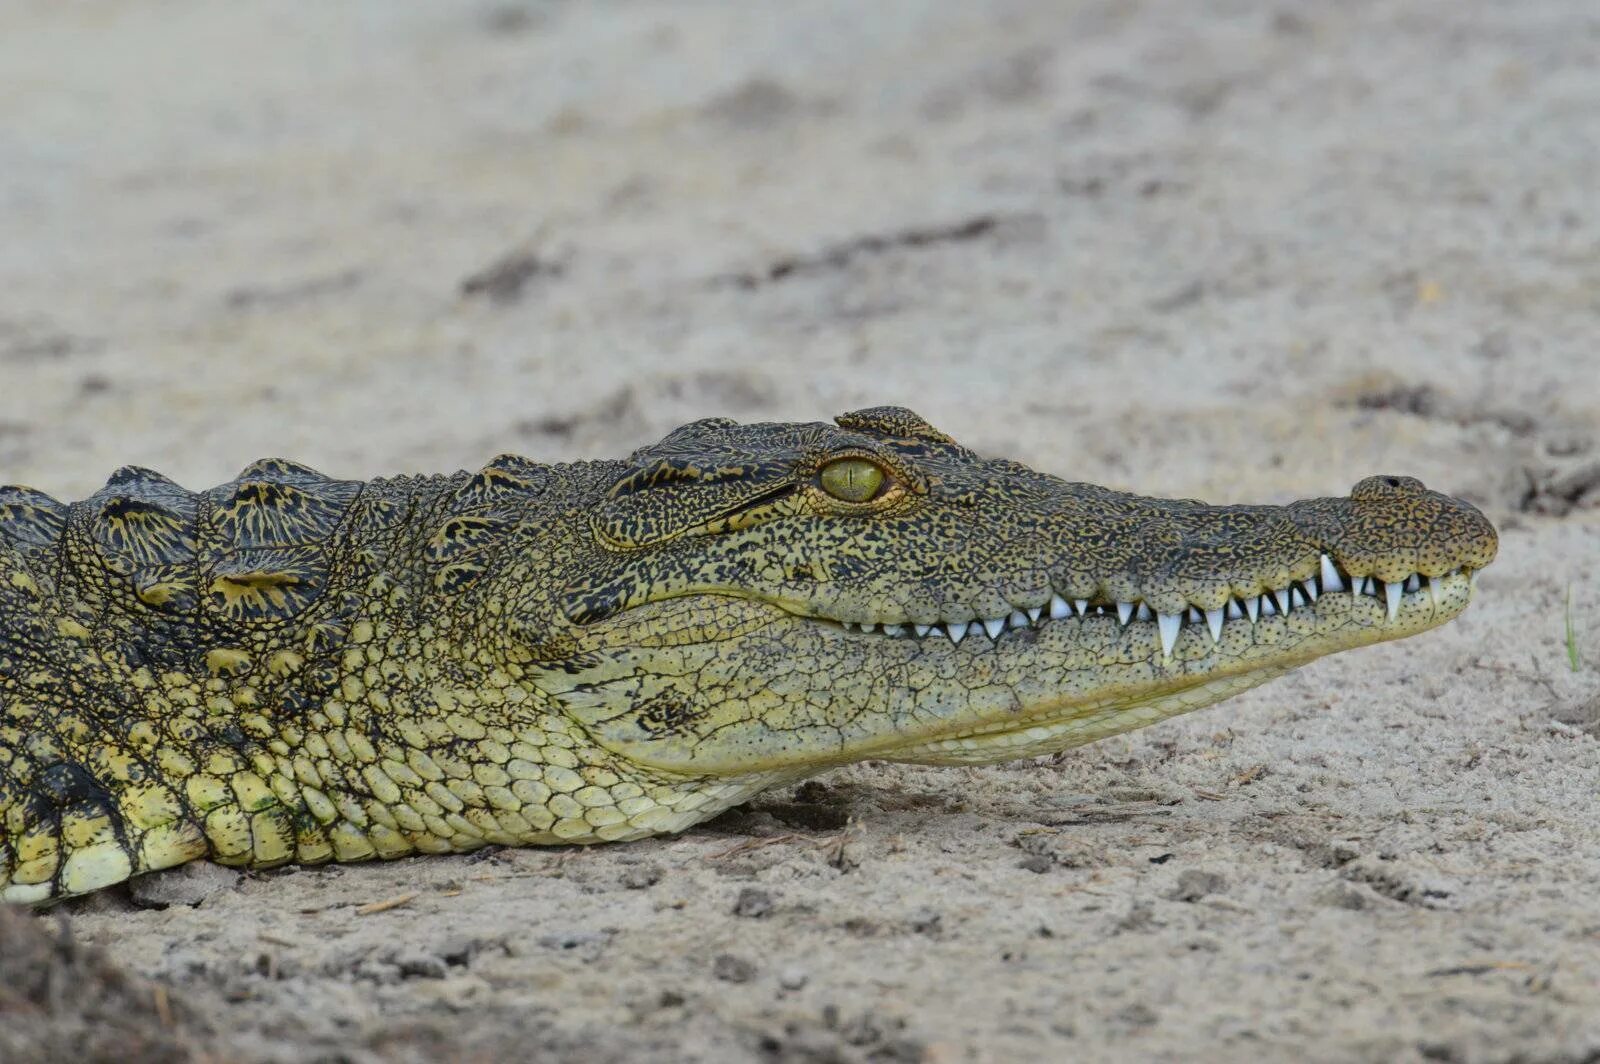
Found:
[882,665,1299,765]
[842,568,1479,765]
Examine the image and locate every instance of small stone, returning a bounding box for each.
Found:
[712,953,756,983]
[392,949,447,979]
[1165,869,1226,902]
[620,865,660,890]
[778,966,808,990]
[1316,883,1371,911]
[1018,854,1052,874]
[732,887,773,918]
[1116,1003,1159,1028]
[432,974,489,1011]
[538,930,603,950]
[1116,901,1158,932]
[353,959,402,985]
[516,928,613,962]
[436,936,481,967]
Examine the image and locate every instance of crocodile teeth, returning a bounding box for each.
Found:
[1320,554,1345,592]
[1157,612,1181,658]
[841,564,1448,647]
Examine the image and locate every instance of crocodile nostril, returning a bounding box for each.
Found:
[1351,474,1425,500]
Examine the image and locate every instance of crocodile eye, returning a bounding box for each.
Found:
[818,458,886,503]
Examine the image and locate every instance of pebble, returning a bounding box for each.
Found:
[712,953,757,983]
[732,886,774,918]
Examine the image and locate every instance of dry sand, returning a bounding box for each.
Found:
[2,1,1598,1060]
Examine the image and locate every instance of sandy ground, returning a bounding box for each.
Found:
[2,0,1598,1060]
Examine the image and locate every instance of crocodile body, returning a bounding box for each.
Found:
[0,408,1497,902]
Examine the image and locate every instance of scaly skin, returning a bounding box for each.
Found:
[0,408,1497,902]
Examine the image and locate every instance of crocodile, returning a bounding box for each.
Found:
[0,407,1497,903]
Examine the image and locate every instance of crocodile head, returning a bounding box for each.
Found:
[540,407,1497,776]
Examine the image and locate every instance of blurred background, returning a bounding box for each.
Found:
[4,1,1594,507]
[2,2,1597,1062]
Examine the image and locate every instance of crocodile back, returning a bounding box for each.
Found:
[0,455,562,901]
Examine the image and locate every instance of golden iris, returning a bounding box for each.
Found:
[818,458,885,503]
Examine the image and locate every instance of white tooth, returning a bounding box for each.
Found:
[1135,603,1153,621]
[1290,586,1308,610]
[1426,583,1440,615]
[1320,554,1345,592]
[1074,599,1089,616]
[1384,580,1402,621]
[1469,570,1479,589]
[1404,574,1420,592]
[914,624,934,638]
[1049,594,1072,619]
[1205,607,1224,643]
[882,624,904,637]
[946,621,968,644]
[1244,595,1259,623]
[1261,595,1277,617]
[1116,601,1134,625]
[1187,606,1203,623]
[982,616,1005,640]
[1270,587,1291,615]
[1157,613,1181,658]
[1226,599,1244,620]
[1026,606,1042,624]
[1360,576,1374,596]
[1008,610,1030,630]
[1303,580,1318,602]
